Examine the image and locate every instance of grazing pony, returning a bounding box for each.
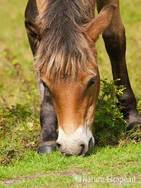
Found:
[25,0,141,156]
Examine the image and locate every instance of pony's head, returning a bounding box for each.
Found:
[37,4,115,156]
[42,63,100,156]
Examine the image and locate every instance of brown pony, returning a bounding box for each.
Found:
[25,0,141,156]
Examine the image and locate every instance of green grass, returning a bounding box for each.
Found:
[0,0,141,187]
[0,143,141,187]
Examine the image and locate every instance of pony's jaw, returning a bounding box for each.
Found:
[56,126,95,156]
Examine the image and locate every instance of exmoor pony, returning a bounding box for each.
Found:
[25,0,141,156]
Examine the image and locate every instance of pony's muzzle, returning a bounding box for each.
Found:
[56,127,95,156]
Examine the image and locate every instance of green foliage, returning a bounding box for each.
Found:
[0,104,39,165]
[95,80,126,146]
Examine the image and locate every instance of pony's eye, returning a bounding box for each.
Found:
[87,77,96,88]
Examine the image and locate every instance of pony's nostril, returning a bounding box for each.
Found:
[79,144,85,155]
[88,137,93,149]
[80,144,85,148]
[56,143,61,149]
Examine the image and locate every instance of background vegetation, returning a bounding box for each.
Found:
[0,0,141,187]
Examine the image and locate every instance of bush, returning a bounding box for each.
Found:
[94,79,126,146]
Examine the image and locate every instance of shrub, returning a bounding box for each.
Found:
[94,79,126,146]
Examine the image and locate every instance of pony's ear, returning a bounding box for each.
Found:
[84,4,117,41]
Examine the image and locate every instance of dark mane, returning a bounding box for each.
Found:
[36,0,96,79]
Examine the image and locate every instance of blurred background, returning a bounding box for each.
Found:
[0,0,141,106]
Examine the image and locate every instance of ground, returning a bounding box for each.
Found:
[0,0,141,187]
